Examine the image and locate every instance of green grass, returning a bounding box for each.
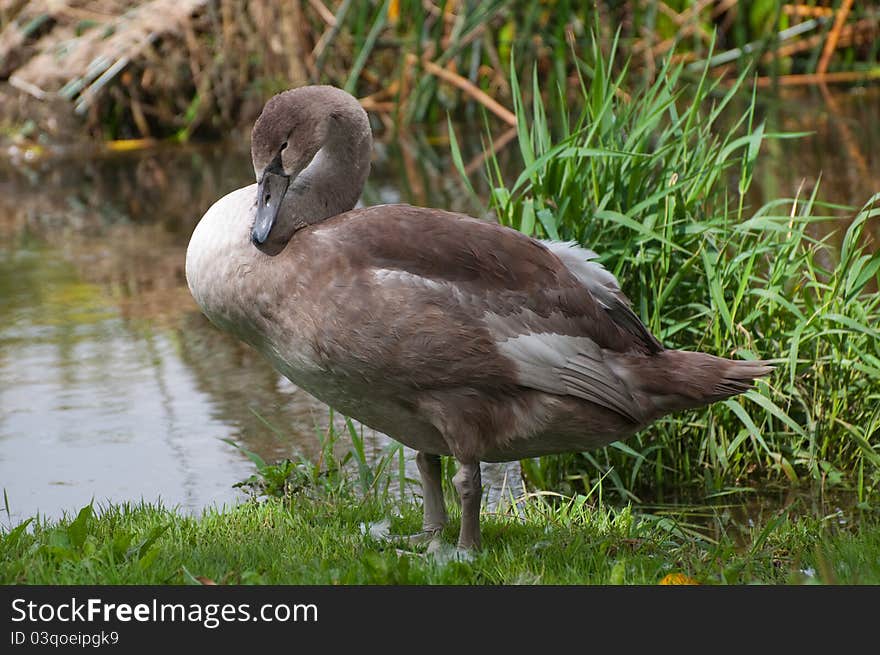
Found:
[4,421,878,585]
[449,34,880,502]
[3,488,880,585]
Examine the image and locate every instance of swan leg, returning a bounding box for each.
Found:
[453,460,482,550]
[415,451,448,540]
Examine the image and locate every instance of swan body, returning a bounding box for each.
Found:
[186,86,772,549]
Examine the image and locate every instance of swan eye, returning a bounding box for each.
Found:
[280,141,288,152]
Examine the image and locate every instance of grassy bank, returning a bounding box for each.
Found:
[3,381,878,586]
[2,488,879,585]
[3,428,879,585]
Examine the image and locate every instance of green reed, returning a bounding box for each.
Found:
[450,34,880,501]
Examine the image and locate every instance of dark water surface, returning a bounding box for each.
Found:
[1,87,877,525]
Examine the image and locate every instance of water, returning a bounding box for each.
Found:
[1,87,877,525]
[749,85,880,247]
[0,138,521,525]
[1,146,250,522]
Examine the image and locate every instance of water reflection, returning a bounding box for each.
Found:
[751,86,879,248]
[0,86,876,525]
[0,137,519,524]
[0,150,253,522]
[642,484,866,553]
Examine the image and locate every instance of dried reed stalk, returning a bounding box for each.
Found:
[408,53,516,126]
[817,0,854,75]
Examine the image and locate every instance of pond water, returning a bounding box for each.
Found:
[0,134,528,525]
[0,86,877,526]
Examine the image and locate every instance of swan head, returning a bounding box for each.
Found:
[249,86,370,246]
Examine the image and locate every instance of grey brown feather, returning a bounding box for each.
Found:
[185,85,774,550]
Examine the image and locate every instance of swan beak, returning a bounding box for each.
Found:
[252,171,290,245]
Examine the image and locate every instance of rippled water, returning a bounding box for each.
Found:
[1,87,877,524]
[0,137,526,524]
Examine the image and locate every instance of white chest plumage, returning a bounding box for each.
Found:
[185,185,321,375]
[186,186,255,323]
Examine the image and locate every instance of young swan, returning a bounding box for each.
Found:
[186,86,772,551]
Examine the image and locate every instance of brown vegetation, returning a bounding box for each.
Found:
[0,1,877,149]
